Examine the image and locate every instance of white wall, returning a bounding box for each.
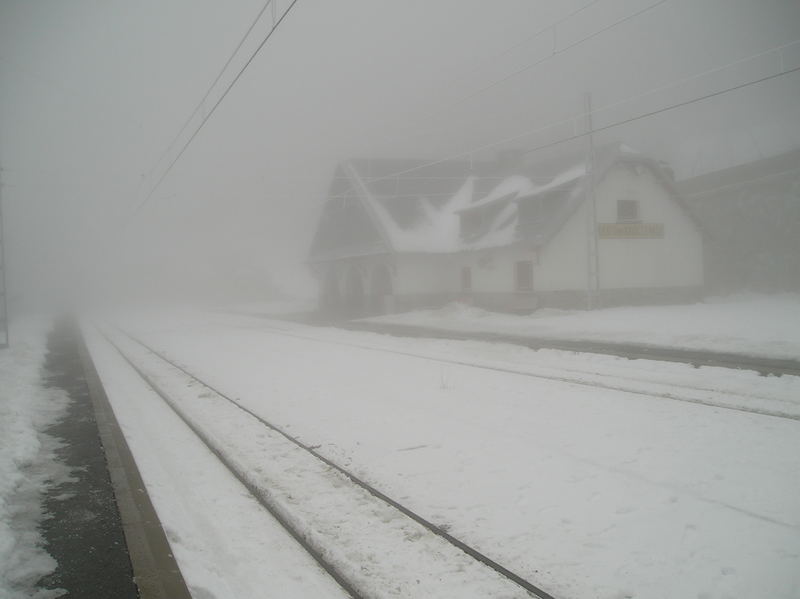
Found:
[594,165,703,289]
[535,200,591,292]
[453,247,536,294]
[393,254,456,295]
[535,164,703,292]
[331,165,704,307]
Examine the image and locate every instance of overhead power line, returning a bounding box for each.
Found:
[353,57,800,186]
[520,65,800,156]
[130,0,301,221]
[349,0,674,177]
[415,0,670,129]
[461,0,670,106]
[436,0,605,92]
[147,0,276,184]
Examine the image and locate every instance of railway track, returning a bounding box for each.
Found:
[340,321,800,378]
[98,325,557,599]
[235,319,800,422]
[223,311,800,377]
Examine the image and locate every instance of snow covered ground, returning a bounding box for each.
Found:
[220,298,315,317]
[363,293,800,360]
[82,325,351,599]
[0,320,69,599]
[90,326,535,599]
[89,310,800,599]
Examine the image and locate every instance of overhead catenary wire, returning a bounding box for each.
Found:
[181,36,797,204]
[136,1,609,211]
[455,0,670,109]
[333,0,674,182]
[317,0,676,196]
[130,0,301,222]
[324,20,798,202]
[520,66,800,156]
[424,0,670,121]
[135,0,690,207]
[398,0,669,147]
[146,0,276,186]
[344,43,800,189]
[434,0,606,93]
[129,2,797,214]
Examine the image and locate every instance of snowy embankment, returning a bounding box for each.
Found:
[93,326,537,599]
[0,320,68,599]
[222,298,315,317]
[109,311,800,599]
[82,325,350,599]
[363,293,800,360]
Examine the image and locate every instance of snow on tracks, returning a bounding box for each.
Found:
[100,326,551,599]
[244,319,800,422]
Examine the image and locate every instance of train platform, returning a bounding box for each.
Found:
[36,320,189,599]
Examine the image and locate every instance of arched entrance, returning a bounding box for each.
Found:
[344,265,365,316]
[370,263,393,314]
[320,268,341,314]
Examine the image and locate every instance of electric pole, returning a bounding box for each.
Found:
[0,165,9,347]
[584,92,600,310]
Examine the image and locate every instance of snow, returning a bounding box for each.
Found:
[362,162,590,253]
[518,163,586,200]
[82,325,351,599]
[220,298,315,317]
[460,175,536,212]
[97,309,800,599]
[367,178,475,253]
[89,325,538,598]
[463,200,519,250]
[364,293,800,360]
[348,155,597,255]
[0,320,69,599]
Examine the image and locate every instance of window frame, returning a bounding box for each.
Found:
[616,199,640,223]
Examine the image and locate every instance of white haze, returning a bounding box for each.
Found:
[0,0,798,311]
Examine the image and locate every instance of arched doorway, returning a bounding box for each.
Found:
[344,265,365,316]
[370,263,393,314]
[320,268,341,314]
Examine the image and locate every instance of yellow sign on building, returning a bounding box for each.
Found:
[598,222,664,239]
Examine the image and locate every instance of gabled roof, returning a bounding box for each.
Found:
[309,143,692,262]
[505,142,700,249]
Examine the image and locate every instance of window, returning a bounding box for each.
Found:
[515,260,533,291]
[461,266,472,291]
[617,199,640,222]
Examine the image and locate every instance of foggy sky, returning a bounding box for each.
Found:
[1,0,798,306]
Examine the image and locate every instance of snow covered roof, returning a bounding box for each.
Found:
[309,143,683,261]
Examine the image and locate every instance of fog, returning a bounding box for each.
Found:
[3,4,800,596]
[1,0,799,314]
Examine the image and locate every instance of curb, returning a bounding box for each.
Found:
[77,330,192,599]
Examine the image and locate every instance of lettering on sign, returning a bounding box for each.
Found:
[598,222,664,239]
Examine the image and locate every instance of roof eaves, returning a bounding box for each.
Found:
[342,161,397,254]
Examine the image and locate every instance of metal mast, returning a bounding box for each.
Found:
[0,165,9,347]
[584,93,600,310]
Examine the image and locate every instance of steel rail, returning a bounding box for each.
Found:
[105,325,558,599]
[340,321,800,378]
[99,328,368,599]
[237,317,800,422]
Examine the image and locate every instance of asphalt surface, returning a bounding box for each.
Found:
[37,320,139,598]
